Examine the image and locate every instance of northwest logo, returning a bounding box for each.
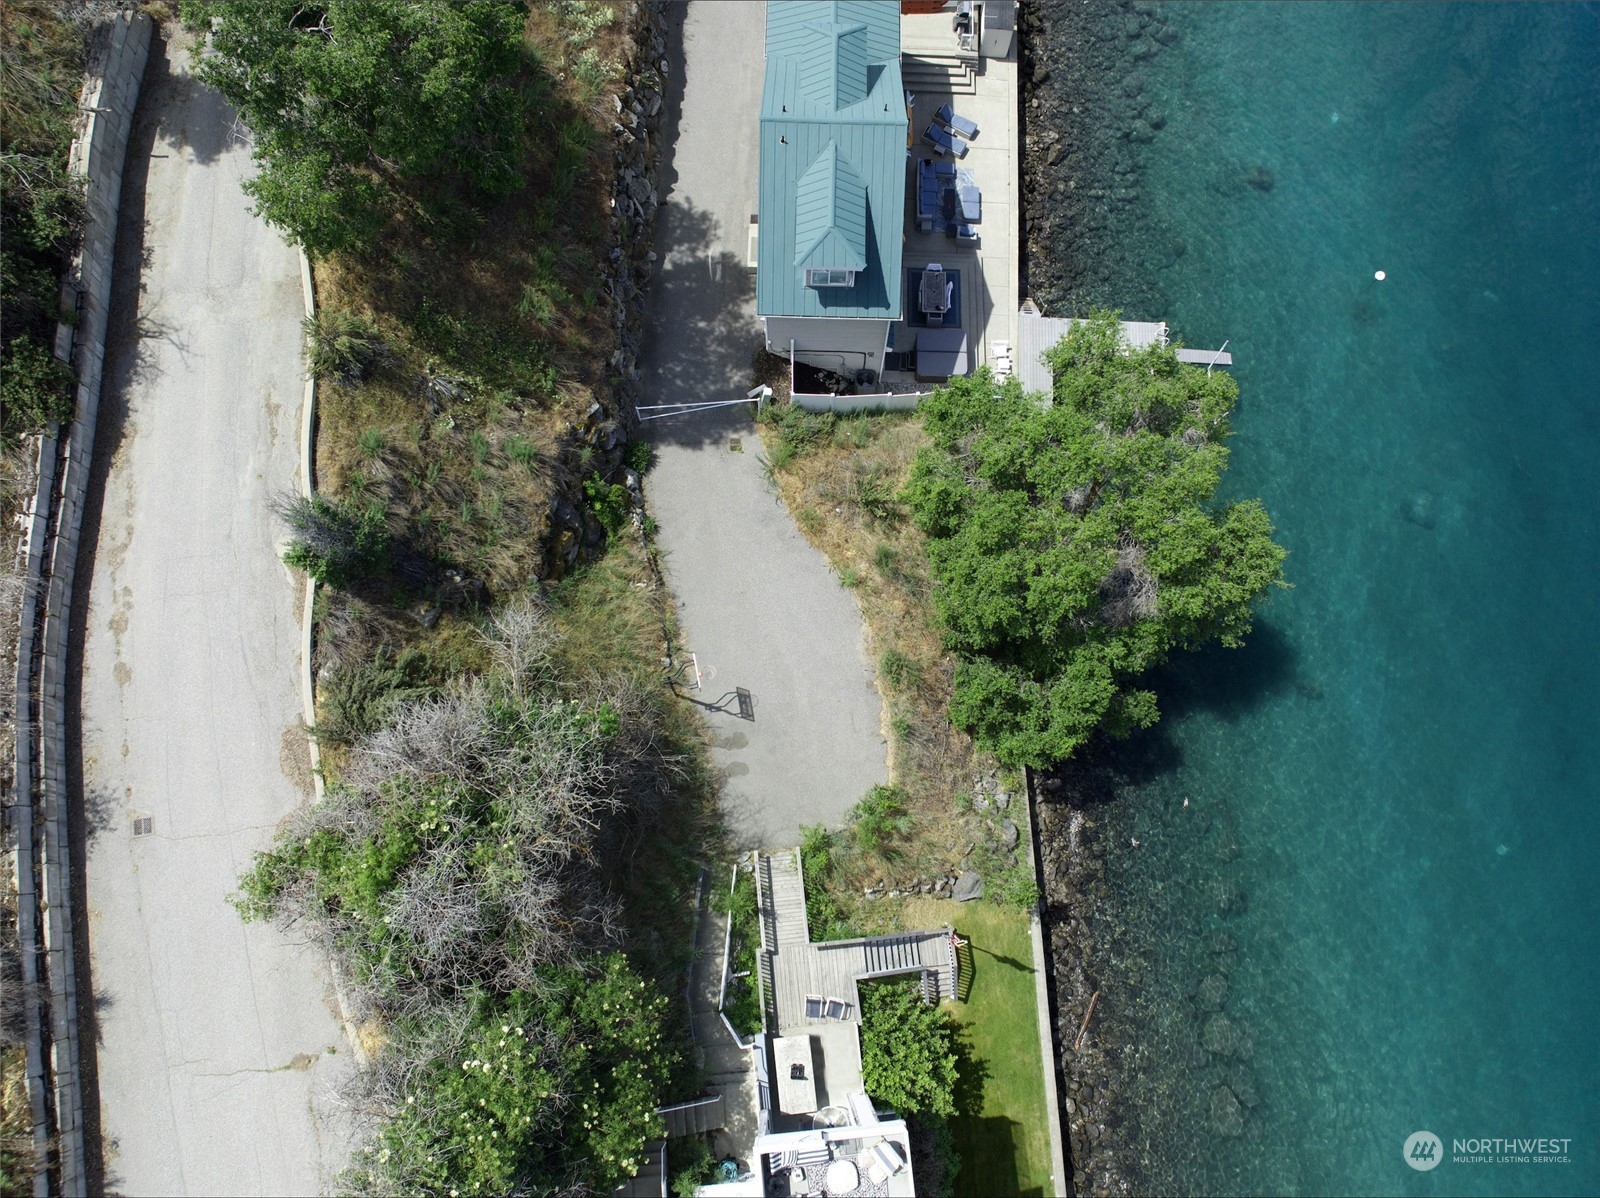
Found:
[1404,1131,1443,1171]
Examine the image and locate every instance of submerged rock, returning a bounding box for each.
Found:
[1247,164,1276,191]
[1196,973,1229,1011]
[1228,1065,1261,1108]
[1402,490,1438,530]
[1209,1086,1246,1136]
[1203,1013,1241,1056]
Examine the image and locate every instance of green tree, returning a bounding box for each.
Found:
[859,980,960,1118]
[182,0,527,255]
[902,312,1287,767]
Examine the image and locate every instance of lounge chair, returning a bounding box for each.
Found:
[922,121,968,159]
[865,1141,906,1186]
[935,102,979,141]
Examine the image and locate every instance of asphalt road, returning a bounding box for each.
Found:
[643,1,889,850]
[78,33,352,1195]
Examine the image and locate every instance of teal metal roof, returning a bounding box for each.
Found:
[793,142,868,271]
[758,1,905,320]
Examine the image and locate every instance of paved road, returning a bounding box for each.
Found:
[79,33,352,1196]
[643,1,888,851]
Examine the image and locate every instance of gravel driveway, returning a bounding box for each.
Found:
[642,2,888,850]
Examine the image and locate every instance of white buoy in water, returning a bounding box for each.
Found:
[1374,270,1387,281]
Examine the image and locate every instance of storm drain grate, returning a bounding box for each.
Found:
[132,816,153,837]
[728,437,743,452]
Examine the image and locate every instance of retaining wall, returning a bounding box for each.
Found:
[10,14,154,1197]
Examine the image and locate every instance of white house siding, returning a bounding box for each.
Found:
[764,315,890,375]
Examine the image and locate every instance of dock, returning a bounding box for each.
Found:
[1016,309,1234,395]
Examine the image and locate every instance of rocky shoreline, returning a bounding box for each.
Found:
[1018,0,1184,323]
[1032,741,1274,1196]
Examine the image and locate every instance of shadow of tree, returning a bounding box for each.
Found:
[146,35,248,168]
[1037,618,1299,805]
[950,1021,990,1117]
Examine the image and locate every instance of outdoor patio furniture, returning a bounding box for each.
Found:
[952,222,978,245]
[922,121,968,159]
[805,994,824,1020]
[919,266,949,319]
[935,102,979,141]
[824,996,851,1020]
[957,184,981,222]
[825,1160,860,1194]
[916,327,969,378]
[915,159,941,231]
[865,1141,906,1186]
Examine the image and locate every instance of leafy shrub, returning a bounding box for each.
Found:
[303,311,386,382]
[625,440,653,474]
[315,646,437,747]
[275,493,393,587]
[758,400,837,467]
[849,784,913,858]
[798,826,854,942]
[584,473,632,540]
[903,312,1288,766]
[859,979,959,1117]
[1,336,74,441]
[853,469,900,523]
[186,0,527,255]
[879,648,922,692]
[720,867,762,1036]
[351,956,676,1196]
[668,1136,717,1198]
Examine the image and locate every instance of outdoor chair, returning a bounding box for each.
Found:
[865,1141,906,1186]
[935,102,979,141]
[958,185,981,222]
[922,122,968,158]
[804,994,824,1020]
[825,996,851,1020]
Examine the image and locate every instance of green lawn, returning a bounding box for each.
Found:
[902,897,1055,1197]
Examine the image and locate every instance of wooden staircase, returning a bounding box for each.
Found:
[762,851,810,948]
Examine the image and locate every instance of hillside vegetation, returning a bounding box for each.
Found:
[187,3,718,1192]
[1,1,86,447]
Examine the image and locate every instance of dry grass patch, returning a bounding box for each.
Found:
[757,412,987,885]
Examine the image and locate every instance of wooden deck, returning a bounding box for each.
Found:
[759,853,958,1034]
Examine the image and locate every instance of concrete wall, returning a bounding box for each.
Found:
[9,14,154,1197]
[790,391,926,413]
[763,315,890,375]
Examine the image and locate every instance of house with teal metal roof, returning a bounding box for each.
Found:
[758,0,906,381]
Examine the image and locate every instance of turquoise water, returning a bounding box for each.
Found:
[1038,3,1599,1194]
